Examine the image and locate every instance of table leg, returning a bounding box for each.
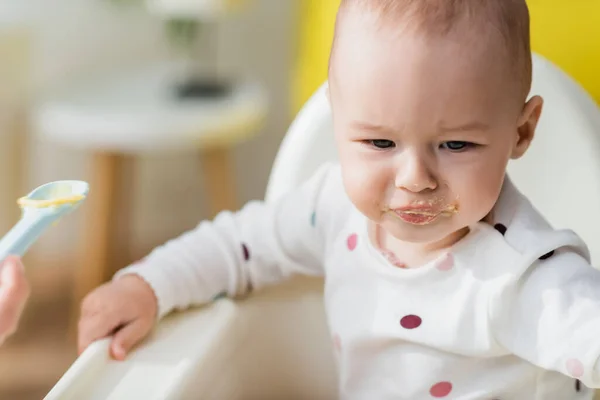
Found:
[71,152,122,329]
[200,147,237,217]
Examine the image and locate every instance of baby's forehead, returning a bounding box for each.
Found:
[330,22,527,126]
[332,0,532,102]
[337,0,526,33]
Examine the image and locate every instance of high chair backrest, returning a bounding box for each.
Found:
[267,53,600,264]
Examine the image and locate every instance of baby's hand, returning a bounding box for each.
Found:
[77,274,157,360]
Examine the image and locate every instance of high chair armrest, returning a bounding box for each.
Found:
[44,300,241,400]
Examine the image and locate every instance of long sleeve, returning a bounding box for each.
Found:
[489,248,600,388]
[115,163,342,319]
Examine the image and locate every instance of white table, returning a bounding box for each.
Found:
[32,62,268,319]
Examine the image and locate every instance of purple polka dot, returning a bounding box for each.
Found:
[566,358,584,378]
[347,234,358,251]
[400,315,422,329]
[539,250,555,260]
[429,381,452,397]
[436,253,454,271]
[242,244,250,261]
[494,223,507,235]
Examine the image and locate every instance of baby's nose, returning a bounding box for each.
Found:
[394,154,437,193]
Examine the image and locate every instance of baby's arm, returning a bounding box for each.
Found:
[490,249,600,387]
[78,164,341,358]
[116,163,338,319]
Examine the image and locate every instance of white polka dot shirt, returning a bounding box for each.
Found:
[118,163,599,399]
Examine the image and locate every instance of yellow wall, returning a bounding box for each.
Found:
[292,0,600,113]
[291,0,340,114]
[528,0,600,103]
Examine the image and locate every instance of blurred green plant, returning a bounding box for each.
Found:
[165,19,200,52]
[105,0,200,51]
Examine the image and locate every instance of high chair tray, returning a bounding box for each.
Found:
[44,277,337,400]
[45,301,240,400]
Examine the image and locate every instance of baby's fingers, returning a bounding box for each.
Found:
[110,318,152,360]
[78,313,123,355]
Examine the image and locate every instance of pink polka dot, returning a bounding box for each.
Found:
[436,253,454,271]
[381,249,406,268]
[347,234,358,251]
[566,358,584,378]
[429,381,452,397]
[400,315,422,329]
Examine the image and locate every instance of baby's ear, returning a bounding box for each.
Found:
[511,95,543,159]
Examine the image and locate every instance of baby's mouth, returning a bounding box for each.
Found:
[388,204,458,226]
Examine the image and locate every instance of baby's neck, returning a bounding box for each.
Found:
[371,223,470,268]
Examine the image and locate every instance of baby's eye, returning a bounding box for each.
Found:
[440,141,474,152]
[368,140,396,149]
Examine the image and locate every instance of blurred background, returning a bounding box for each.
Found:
[0,0,599,398]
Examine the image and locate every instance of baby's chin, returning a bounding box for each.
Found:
[380,217,467,245]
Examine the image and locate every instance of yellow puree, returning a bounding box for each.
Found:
[17,194,85,208]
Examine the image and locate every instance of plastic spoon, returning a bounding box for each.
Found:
[0,180,89,260]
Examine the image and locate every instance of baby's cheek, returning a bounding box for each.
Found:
[342,168,385,220]
[456,180,502,224]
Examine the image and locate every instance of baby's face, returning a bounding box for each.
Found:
[329,17,541,245]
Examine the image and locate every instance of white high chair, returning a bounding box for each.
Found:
[44,53,600,400]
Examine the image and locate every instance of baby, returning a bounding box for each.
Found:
[77,0,600,398]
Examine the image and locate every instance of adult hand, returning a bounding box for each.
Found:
[0,256,30,344]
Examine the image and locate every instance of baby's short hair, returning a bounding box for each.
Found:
[333,0,532,100]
